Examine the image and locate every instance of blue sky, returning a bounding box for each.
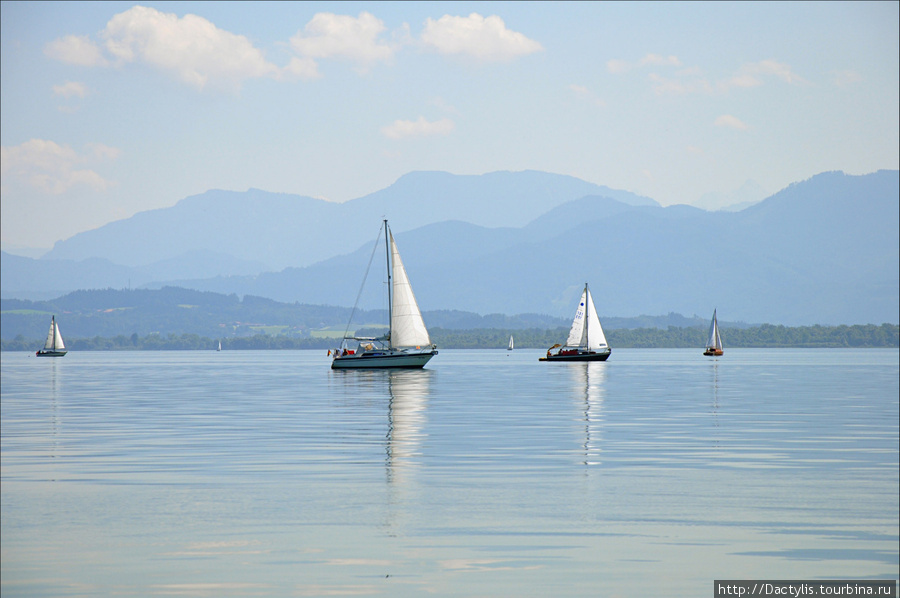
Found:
[2,1,898,252]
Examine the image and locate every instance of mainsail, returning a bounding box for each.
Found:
[389,232,431,349]
[706,309,722,351]
[565,285,608,351]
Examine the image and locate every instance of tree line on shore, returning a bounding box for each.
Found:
[3,323,897,351]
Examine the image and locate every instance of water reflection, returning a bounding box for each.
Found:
[327,366,432,482]
[567,362,606,467]
[712,359,719,450]
[47,359,61,461]
[711,359,719,436]
[386,369,431,484]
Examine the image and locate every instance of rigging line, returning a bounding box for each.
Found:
[342,223,384,340]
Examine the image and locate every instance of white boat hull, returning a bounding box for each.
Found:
[331,350,437,369]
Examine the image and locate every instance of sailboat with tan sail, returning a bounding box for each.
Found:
[703,309,724,356]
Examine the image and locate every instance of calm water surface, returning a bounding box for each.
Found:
[2,348,898,597]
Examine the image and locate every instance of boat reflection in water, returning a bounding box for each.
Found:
[386,369,431,485]
[568,362,606,467]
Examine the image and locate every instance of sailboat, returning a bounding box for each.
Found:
[703,309,724,356]
[508,335,514,351]
[331,220,438,369]
[217,341,222,352]
[36,315,67,357]
[540,283,611,362]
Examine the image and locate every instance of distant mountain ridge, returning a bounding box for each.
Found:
[2,169,897,326]
[39,170,657,271]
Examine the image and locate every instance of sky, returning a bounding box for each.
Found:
[2,1,898,253]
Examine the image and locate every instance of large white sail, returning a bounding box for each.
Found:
[583,288,608,350]
[706,309,722,350]
[565,285,608,350]
[389,232,431,348]
[44,317,65,351]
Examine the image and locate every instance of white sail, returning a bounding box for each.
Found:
[44,317,65,351]
[706,309,722,350]
[565,288,588,348]
[389,232,431,348]
[565,285,608,350]
[583,287,608,350]
[508,335,514,350]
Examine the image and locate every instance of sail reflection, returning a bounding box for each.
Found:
[568,362,606,467]
[47,359,61,461]
[710,360,720,445]
[387,369,431,485]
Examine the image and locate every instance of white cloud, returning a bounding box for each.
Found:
[44,34,108,66]
[714,115,749,130]
[718,60,806,92]
[289,12,395,71]
[754,59,803,84]
[86,143,121,161]
[99,6,279,90]
[721,73,762,89]
[381,117,455,139]
[52,81,89,98]
[569,84,605,107]
[283,56,320,79]
[638,53,682,68]
[0,139,118,195]
[45,6,282,91]
[610,54,804,96]
[420,13,542,61]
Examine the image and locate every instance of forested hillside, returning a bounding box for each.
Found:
[3,287,896,350]
[3,324,896,351]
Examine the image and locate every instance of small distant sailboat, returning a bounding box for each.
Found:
[217,341,222,352]
[703,309,724,356]
[508,335,514,351]
[36,315,67,357]
[540,283,611,362]
[331,219,438,369]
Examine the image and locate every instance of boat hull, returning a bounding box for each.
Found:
[703,349,724,356]
[332,350,437,369]
[36,350,67,357]
[540,349,611,362]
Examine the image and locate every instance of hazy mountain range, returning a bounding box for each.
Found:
[2,169,897,326]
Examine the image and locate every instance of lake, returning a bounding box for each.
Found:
[1,348,898,597]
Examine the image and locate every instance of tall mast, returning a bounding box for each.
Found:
[584,283,589,349]
[384,219,392,338]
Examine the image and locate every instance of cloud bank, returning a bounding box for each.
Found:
[420,13,543,61]
[1,140,119,195]
[44,7,543,92]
